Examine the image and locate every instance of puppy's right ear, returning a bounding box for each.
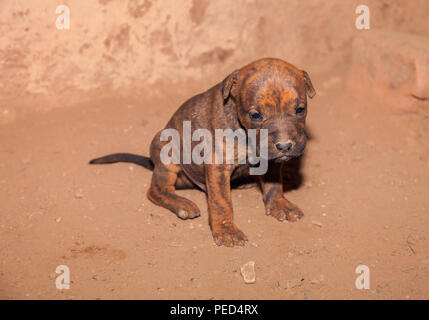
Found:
[222,72,239,102]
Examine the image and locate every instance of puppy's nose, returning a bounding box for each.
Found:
[275,142,293,152]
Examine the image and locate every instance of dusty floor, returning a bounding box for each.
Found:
[1,67,429,299]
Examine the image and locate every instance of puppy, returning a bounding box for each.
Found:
[90,57,316,247]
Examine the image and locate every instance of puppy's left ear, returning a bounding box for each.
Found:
[302,70,316,99]
[222,72,239,102]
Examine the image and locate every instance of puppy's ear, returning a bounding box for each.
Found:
[222,72,239,102]
[302,70,316,99]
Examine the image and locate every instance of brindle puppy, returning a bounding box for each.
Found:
[90,58,316,247]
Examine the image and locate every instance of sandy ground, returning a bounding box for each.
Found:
[1,65,428,299]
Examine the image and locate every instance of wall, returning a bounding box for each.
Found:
[0,0,428,116]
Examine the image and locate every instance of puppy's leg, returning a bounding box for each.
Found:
[205,164,247,247]
[147,163,200,219]
[259,162,303,222]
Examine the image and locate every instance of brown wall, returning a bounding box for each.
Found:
[1,0,428,107]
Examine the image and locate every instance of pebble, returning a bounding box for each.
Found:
[311,220,323,227]
[55,217,62,223]
[74,189,84,199]
[240,261,256,284]
[285,278,304,289]
[304,181,313,188]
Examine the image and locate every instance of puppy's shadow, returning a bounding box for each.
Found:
[281,156,303,192]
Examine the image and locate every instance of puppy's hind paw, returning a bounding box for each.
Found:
[176,206,200,220]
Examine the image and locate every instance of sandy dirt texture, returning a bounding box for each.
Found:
[1,0,429,299]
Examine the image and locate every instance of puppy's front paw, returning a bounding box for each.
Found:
[212,222,248,247]
[266,198,304,222]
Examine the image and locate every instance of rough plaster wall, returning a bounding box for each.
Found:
[0,0,428,104]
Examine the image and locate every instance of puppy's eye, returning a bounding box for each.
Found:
[250,111,262,120]
[296,107,305,114]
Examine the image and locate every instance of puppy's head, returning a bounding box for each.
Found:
[222,58,316,162]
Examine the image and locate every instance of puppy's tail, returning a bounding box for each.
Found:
[89,153,154,171]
